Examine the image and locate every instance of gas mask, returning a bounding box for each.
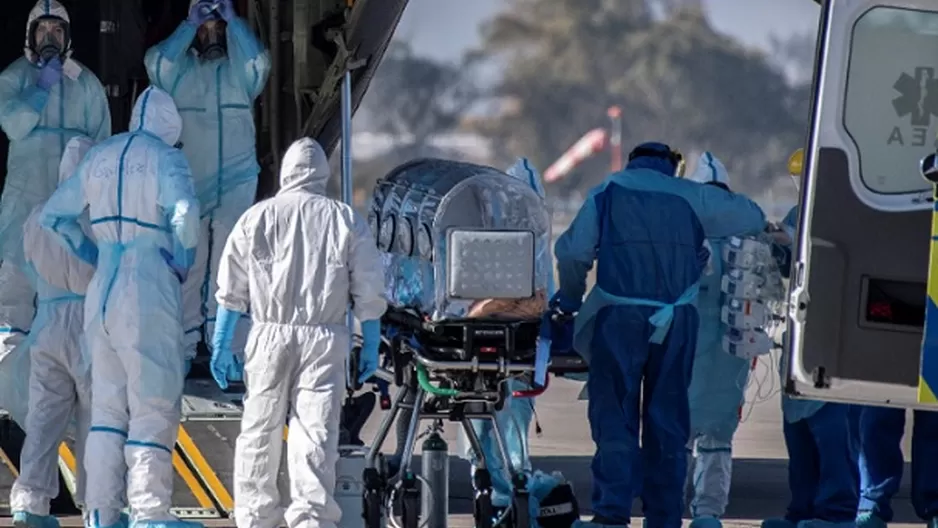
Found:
[195,20,227,61]
[30,17,69,64]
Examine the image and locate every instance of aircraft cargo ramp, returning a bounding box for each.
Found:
[0,379,290,523]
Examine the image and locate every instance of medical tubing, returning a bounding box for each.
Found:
[416,363,460,397]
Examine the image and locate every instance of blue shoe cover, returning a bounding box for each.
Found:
[796,520,857,528]
[762,518,798,528]
[690,517,724,528]
[13,512,60,528]
[130,521,204,528]
[573,522,627,528]
[86,513,129,528]
[856,512,887,528]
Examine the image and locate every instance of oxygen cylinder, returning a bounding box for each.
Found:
[421,431,449,528]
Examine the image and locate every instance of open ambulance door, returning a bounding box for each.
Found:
[786,0,938,410]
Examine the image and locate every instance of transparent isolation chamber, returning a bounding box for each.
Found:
[368,158,551,321]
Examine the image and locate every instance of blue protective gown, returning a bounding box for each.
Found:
[555,163,709,528]
[684,153,765,522]
[687,238,753,518]
[0,0,111,362]
[145,15,271,359]
[857,406,938,525]
[766,205,859,528]
[462,157,550,508]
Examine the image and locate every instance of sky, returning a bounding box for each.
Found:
[394,0,822,61]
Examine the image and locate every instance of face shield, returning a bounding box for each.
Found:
[30,17,69,64]
[195,20,227,61]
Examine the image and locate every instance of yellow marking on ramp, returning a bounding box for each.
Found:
[172,449,215,509]
[58,442,76,474]
[176,425,233,512]
[0,445,18,477]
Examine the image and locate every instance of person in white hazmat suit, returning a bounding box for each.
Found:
[38,86,201,528]
[209,137,386,528]
[683,153,761,528]
[145,0,271,373]
[9,136,96,528]
[0,0,110,368]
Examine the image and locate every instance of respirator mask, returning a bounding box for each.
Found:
[195,19,227,61]
[30,17,69,64]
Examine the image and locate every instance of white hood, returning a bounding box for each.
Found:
[58,136,94,184]
[279,138,330,195]
[129,86,183,148]
[24,0,71,62]
[688,151,730,186]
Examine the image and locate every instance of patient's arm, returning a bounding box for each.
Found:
[466,290,547,319]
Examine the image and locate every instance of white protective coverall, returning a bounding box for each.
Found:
[144,0,271,362]
[38,86,200,528]
[9,136,95,518]
[214,138,386,528]
[0,0,110,364]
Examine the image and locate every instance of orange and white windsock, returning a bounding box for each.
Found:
[543,128,609,183]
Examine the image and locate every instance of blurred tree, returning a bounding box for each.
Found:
[359,40,484,149]
[770,29,818,87]
[469,0,811,196]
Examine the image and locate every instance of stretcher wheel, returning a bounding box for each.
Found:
[473,468,495,528]
[362,468,384,528]
[510,473,530,528]
[474,493,495,528]
[401,473,421,528]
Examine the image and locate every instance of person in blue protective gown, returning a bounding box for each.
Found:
[457,157,554,510]
[684,152,764,528]
[554,142,765,528]
[9,136,96,528]
[762,181,859,528]
[209,138,387,528]
[0,0,110,368]
[856,405,938,528]
[39,86,201,528]
[144,0,271,373]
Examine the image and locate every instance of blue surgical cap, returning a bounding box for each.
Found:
[625,141,677,176]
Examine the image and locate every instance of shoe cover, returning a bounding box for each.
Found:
[129,521,204,528]
[85,513,129,528]
[796,520,857,528]
[762,518,798,528]
[574,515,628,528]
[856,512,887,528]
[573,522,627,528]
[13,512,60,528]
[928,517,938,528]
[691,517,724,528]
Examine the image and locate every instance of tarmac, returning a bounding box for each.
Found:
[2,353,922,527]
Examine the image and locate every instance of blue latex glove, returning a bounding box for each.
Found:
[36,57,62,91]
[216,0,235,21]
[227,359,243,382]
[159,248,188,283]
[359,319,381,385]
[544,312,575,353]
[211,306,243,389]
[188,1,215,25]
[549,291,582,314]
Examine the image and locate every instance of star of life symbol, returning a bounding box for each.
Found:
[893,66,938,127]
